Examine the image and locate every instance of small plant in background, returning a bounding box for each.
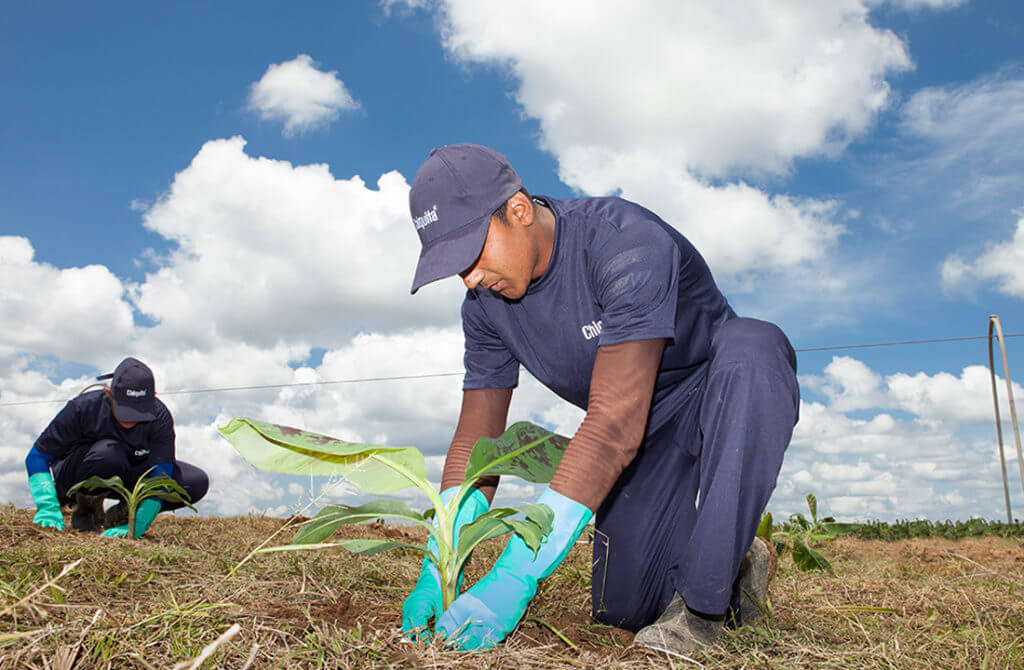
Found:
[757,493,857,574]
[67,467,196,538]
[218,418,571,609]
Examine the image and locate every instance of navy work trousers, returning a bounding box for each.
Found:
[592,317,799,631]
[52,439,209,510]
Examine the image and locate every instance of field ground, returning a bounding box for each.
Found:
[2,504,1023,669]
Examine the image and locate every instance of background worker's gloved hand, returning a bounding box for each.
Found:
[436,488,592,650]
[28,472,65,530]
[102,498,161,539]
[402,487,489,639]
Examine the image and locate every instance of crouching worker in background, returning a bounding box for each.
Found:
[25,357,208,538]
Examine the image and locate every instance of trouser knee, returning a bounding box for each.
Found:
[177,462,209,507]
[53,439,131,503]
[710,317,797,376]
[135,461,209,510]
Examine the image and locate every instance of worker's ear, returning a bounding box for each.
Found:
[507,191,535,227]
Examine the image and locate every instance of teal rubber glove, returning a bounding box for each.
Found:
[436,488,592,650]
[29,472,65,530]
[102,498,162,539]
[402,487,490,639]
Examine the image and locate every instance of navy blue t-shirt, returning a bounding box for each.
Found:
[33,390,176,467]
[462,196,736,435]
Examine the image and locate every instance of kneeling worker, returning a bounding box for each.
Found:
[25,357,208,538]
[401,144,800,655]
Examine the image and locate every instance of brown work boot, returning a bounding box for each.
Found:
[633,593,724,657]
[736,536,778,626]
[71,493,106,533]
[105,500,128,528]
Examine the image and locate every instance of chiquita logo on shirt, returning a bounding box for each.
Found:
[581,320,603,340]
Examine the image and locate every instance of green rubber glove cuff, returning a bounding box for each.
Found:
[132,498,162,538]
[29,472,65,530]
[29,472,59,504]
[490,487,592,587]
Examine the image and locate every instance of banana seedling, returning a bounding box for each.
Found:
[67,467,196,539]
[218,418,570,609]
[758,493,858,574]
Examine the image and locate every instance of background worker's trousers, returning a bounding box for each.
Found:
[592,317,800,631]
[52,438,209,510]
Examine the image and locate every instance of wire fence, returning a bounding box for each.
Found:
[0,333,1021,408]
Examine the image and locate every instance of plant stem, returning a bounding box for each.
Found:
[366,453,458,605]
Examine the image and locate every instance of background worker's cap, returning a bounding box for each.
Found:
[409,143,523,294]
[98,357,157,422]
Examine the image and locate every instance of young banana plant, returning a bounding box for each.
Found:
[67,467,196,538]
[757,493,858,574]
[218,419,570,609]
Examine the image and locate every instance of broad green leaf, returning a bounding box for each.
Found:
[789,513,810,530]
[455,504,554,571]
[336,539,427,556]
[503,517,548,554]
[293,499,429,545]
[806,493,818,523]
[455,507,522,556]
[218,417,426,494]
[138,476,197,511]
[792,538,833,573]
[456,516,516,566]
[515,503,555,536]
[67,475,129,499]
[464,421,570,484]
[757,512,773,542]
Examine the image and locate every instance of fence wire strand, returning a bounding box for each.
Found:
[0,334,1021,408]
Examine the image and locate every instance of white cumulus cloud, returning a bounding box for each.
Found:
[0,236,135,364]
[407,0,915,285]
[942,217,1024,298]
[248,54,360,137]
[132,136,464,351]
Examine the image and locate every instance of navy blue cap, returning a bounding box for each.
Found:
[409,143,523,294]
[106,357,157,422]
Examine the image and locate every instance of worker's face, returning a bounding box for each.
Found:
[105,390,138,430]
[459,197,537,300]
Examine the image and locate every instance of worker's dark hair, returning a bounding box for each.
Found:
[492,187,533,226]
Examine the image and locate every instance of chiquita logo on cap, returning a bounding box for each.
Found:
[414,204,439,230]
[126,389,148,398]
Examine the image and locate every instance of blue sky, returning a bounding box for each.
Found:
[2,0,1023,522]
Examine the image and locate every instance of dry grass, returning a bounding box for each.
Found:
[2,503,1023,669]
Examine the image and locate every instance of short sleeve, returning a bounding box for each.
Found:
[33,400,82,460]
[593,222,679,346]
[461,292,520,390]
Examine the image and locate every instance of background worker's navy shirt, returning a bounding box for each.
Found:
[462,196,736,435]
[33,390,175,467]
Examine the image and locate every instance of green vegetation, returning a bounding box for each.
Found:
[218,418,570,609]
[759,493,860,574]
[67,467,196,538]
[841,518,1024,541]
